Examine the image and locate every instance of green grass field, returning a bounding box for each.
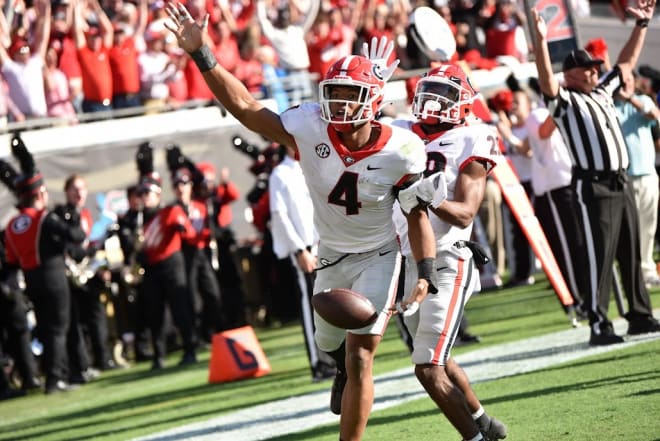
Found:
[1,275,659,441]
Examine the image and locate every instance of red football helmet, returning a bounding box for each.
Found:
[412,64,477,125]
[319,55,385,131]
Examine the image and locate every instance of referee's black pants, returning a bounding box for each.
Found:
[616,179,655,320]
[572,172,626,334]
[534,185,586,306]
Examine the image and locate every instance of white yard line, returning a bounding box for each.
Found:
[133,316,660,441]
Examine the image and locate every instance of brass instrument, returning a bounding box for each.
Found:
[122,210,145,286]
[65,234,125,288]
[65,255,97,287]
[207,199,220,271]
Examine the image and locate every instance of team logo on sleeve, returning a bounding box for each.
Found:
[11,214,32,234]
[315,143,330,158]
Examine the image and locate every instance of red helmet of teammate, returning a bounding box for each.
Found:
[319,55,385,132]
[412,64,476,125]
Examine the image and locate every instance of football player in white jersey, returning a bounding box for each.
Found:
[392,64,507,441]
[165,7,438,440]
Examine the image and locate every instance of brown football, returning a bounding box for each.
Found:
[312,288,378,329]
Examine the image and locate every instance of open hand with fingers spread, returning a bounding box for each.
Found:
[164,2,208,54]
[361,36,400,83]
[626,0,656,19]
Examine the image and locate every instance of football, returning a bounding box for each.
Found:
[312,288,378,329]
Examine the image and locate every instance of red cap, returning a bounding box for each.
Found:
[8,38,30,57]
[85,25,101,37]
[196,162,216,178]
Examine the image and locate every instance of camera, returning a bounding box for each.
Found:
[232,136,286,205]
[232,136,262,161]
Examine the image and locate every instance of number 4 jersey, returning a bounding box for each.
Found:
[281,103,427,254]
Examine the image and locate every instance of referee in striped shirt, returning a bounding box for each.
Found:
[531,0,660,345]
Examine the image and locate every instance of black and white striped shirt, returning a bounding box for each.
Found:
[545,67,629,173]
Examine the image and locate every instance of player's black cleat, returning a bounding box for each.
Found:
[477,414,507,440]
[330,369,346,415]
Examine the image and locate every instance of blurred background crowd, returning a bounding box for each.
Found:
[1,0,660,399]
[0,0,613,125]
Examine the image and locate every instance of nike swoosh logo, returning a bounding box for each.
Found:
[437,142,452,147]
[379,250,392,256]
[437,266,448,272]
[367,165,382,170]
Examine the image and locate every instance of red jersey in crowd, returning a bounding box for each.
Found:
[185,58,214,100]
[185,199,211,249]
[215,181,239,229]
[78,46,113,103]
[109,36,141,95]
[142,204,196,265]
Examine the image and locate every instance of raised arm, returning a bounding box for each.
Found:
[32,0,52,60]
[88,0,114,48]
[72,0,86,49]
[135,0,149,37]
[255,0,276,43]
[615,0,656,78]
[530,9,558,98]
[292,0,320,33]
[165,3,296,150]
[216,0,238,34]
[0,7,9,67]
[0,3,10,49]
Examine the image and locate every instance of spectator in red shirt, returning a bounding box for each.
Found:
[50,0,84,113]
[73,0,114,113]
[210,19,240,75]
[235,41,264,96]
[306,10,338,80]
[109,0,148,109]
[183,0,215,101]
[361,0,401,67]
[483,0,527,64]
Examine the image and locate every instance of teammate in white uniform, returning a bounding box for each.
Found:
[165,9,438,441]
[392,63,507,441]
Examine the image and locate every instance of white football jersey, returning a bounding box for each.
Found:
[392,120,498,250]
[281,103,427,253]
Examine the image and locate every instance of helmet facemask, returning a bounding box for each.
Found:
[319,81,381,130]
[412,76,473,124]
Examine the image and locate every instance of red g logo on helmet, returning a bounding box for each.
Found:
[319,55,385,131]
[412,64,477,125]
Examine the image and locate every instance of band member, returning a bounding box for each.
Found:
[2,134,86,394]
[135,143,198,369]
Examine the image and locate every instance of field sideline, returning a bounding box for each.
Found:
[132,314,660,441]
[2,281,658,441]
